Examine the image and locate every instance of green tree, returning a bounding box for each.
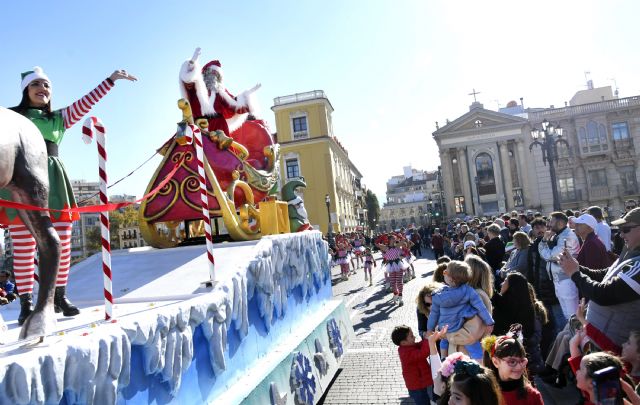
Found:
[108,206,139,248]
[85,226,102,255]
[365,189,380,231]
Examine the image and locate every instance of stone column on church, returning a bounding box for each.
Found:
[516,140,532,208]
[440,150,456,218]
[457,148,474,215]
[498,142,514,211]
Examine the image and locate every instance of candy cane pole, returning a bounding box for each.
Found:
[82,117,113,320]
[192,125,216,282]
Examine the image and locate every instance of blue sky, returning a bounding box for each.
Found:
[1,0,640,206]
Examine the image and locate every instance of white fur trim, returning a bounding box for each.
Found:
[21,66,50,91]
[179,59,214,116]
[227,113,248,134]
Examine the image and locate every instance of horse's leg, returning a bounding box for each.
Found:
[9,179,61,340]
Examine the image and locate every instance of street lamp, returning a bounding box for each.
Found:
[325,194,334,247]
[530,119,569,211]
[428,197,434,226]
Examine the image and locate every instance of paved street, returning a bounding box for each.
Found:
[320,250,581,404]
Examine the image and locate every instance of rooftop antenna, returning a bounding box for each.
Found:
[609,78,619,97]
[584,71,593,89]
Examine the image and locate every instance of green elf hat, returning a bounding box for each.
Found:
[21,66,50,92]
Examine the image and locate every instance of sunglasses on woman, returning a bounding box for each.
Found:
[620,225,639,234]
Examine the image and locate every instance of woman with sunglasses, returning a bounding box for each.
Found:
[481,325,544,405]
[558,207,640,348]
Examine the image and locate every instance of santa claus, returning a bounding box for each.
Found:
[179,48,261,136]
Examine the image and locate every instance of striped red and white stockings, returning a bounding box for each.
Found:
[9,222,73,294]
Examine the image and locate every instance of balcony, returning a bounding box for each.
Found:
[589,186,610,200]
[273,90,327,106]
[529,95,640,121]
[292,131,309,140]
[578,143,609,157]
[560,189,583,203]
[617,184,639,197]
[613,138,635,159]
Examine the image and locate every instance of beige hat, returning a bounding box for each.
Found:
[612,207,640,227]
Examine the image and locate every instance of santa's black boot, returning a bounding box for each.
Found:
[18,293,33,326]
[54,286,80,316]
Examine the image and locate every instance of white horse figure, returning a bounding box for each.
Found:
[0,107,61,341]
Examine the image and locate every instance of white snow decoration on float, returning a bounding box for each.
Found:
[0,231,332,404]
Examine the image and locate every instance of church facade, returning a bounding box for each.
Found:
[434,87,640,219]
[433,101,547,217]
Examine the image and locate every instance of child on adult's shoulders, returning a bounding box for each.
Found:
[427,260,494,360]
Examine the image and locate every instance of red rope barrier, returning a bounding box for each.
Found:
[0,154,186,214]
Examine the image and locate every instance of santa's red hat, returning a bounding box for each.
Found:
[202,60,223,75]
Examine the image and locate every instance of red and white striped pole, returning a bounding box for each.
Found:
[192,125,216,282]
[82,117,113,320]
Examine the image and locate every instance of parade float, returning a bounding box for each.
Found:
[0,49,354,405]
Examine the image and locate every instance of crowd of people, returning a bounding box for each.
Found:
[384,206,640,404]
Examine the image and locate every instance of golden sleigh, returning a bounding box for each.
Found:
[138,100,290,248]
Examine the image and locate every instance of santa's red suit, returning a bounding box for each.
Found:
[179,52,255,136]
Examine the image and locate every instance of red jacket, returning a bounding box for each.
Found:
[501,385,544,405]
[431,234,444,250]
[398,339,433,390]
[577,232,610,269]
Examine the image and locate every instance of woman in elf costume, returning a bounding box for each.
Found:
[1,66,136,324]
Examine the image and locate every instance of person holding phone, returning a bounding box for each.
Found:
[538,211,580,327]
[569,341,626,405]
[559,207,640,347]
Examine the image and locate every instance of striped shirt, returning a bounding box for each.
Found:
[61,79,114,129]
[384,247,403,261]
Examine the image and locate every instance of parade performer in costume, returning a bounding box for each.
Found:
[346,234,355,274]
[179,48,260,136]
[400,237,416,281]
[1,67,136,324]
[335,239,351,281]
[377,234,410,306]
[363,248,376,287]
[352,233,365,269]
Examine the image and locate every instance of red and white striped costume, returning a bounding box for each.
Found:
[62,79,113,128]
[383,247,409,297]
[9,222,72,293]
[9,79,113,295]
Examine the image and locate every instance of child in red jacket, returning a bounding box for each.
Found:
[392,325,434,405]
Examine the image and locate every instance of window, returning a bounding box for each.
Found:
[558,177,577,200]
[291,116,308,139]
[612,122,630,140]
[475,153,496,195]
[619,166,637,192]
[454,196,466,214]
[285,158,300,179]
[579,121,608,153]
[588,169,607,187]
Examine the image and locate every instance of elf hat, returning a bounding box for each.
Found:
[21,67,50,92]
